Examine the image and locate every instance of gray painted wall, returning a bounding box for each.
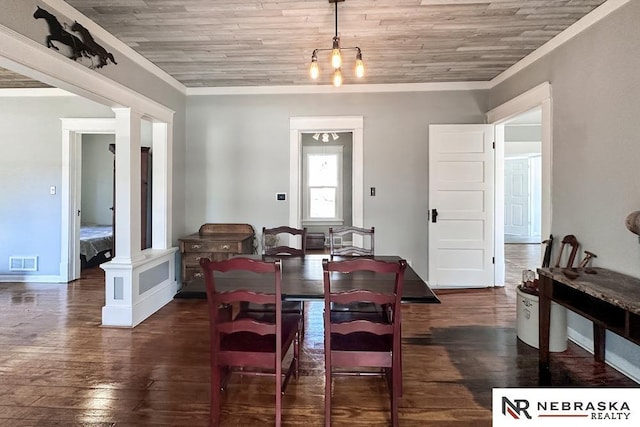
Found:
[0,96,114,276]
[81,134,114,226]
[185,91,488,278]
[505,125,541,157]
[505,124,541,142]
[489,1,640,376]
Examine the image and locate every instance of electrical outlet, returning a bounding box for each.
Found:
[49,186,56,195]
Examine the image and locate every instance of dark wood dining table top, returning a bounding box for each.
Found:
[174,254,440,304]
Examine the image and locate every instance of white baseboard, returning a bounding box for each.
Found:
[568,327,640,384]
[0,274,66,283]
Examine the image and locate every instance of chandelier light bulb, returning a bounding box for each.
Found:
[309,57,320,80]
[355,50,364,78]
[333,68,343,87]
[331,37,342,69]
[331,49,342,69]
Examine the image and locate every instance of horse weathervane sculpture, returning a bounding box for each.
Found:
[33,6,117,69]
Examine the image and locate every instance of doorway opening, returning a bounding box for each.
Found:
[503,108,542,244]
[300,131,353,249]
[289,117,364,248]
[80,133,115,271]
[488,81,552,286]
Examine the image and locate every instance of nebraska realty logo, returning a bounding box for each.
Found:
[492,388,639,426]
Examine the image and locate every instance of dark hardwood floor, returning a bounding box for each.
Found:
[0,245,636,426]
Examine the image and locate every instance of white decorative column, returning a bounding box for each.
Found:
[112,107,144,263]
[102,107,144,326]
[101,111,178,327]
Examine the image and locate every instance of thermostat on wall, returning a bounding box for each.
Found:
[276,193,286,201]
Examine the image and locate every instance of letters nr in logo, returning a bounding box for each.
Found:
[502,397,532,419]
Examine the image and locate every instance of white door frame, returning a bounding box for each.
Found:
[60,118,116,282]
[289,117,364,238]
[487,82,552,285]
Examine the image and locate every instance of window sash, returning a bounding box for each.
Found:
[302,145,343,222]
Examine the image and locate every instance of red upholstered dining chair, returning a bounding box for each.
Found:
[322,258,407,427]
[199,257,301,427]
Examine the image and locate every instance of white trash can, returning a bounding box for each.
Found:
[516,287,568,352]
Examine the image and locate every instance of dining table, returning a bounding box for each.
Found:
[174,254,440,304]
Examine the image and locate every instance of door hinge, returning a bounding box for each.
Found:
[492,256,495,264]
[492,141,495,149]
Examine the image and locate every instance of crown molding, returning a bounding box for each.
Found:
[42,0,187,95]
[187,81,491,96]
[0,87,74,97]
[491,0,631,87]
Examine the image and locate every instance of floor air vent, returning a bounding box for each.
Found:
[9,256,38,272]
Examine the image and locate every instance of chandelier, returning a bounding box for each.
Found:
[309,0,364,87]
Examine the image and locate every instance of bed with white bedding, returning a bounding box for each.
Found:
[80,224,113,267]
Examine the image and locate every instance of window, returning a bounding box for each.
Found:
[303,145,343,223]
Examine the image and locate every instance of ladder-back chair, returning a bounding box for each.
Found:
[200,257,301,427]
[322,258,406,426]
[329,226,375,257]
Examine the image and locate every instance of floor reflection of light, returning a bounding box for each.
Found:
[81,385,117,423]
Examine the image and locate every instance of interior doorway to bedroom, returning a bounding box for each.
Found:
[79,134,115,271]
[502,107,542,245]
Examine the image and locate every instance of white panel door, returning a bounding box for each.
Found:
[428,124,495,288]
[504,158,529,237]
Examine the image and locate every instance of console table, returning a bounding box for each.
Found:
[537,267,640,367]
[178,223,255,292]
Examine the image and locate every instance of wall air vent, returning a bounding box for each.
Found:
[9,256,38,272]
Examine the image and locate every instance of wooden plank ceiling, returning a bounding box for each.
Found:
[3,0,608,88]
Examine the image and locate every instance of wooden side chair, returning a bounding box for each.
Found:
[199,257,301,427]
[329,226,375,257]
[322,258,407,427]
[262,225,307,256]
[250,226,307,337]
[329,226,379,313]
